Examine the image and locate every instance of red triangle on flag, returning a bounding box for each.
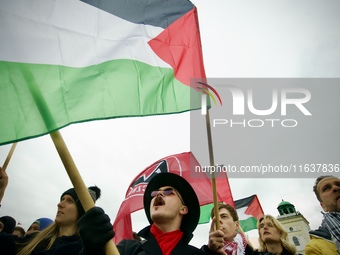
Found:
[148,7,206,86]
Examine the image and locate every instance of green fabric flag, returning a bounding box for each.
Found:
[0,0,205,145]
[199,203,214,224]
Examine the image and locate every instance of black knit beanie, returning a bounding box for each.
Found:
[0,215,16,234]
[61,186,101,218]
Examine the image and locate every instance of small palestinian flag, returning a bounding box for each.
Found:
[235,195,264,232]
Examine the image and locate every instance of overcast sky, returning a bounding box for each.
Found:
[1,0,340,249]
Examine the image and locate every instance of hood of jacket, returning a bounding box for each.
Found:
[309,226,332,241]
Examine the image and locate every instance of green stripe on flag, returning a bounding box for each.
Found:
[199,204,214,224]
[199,203,259,232]
[0,59,201,145]
[239,217,258,232]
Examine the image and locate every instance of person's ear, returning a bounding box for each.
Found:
[320,202,328,212]
[235,221,240,231]
[180,205,188,215]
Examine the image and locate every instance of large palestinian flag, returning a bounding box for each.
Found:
[0,0,205,145]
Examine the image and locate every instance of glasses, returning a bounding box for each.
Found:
[151,187,185,205]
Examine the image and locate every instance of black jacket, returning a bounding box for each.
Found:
[116,225,207,255]
[30,234,82,255]
[251,247,295,255]
[201,243,254,255]
[0,233,82,255]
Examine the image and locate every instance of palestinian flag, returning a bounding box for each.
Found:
[0,0,205,145]
[235,195,264,232]
[198,174,235,224]
[199,194,264,232]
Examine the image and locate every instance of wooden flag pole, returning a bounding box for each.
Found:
[205,109,220,230]
[20,68,119,255]
[50,131,120,255]
[2,143,17,171]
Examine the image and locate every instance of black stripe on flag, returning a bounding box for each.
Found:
[81,0,194,29]
[234,195,255,209]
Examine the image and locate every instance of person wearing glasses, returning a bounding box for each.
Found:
[77,172,208,255]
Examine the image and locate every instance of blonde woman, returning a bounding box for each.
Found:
[17,186,101,255]
[254,215,297,255]
[0,186,101,255]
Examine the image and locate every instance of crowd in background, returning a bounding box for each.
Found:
[1,165,339,255]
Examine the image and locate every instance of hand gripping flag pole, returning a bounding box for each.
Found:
[50,131,119,255]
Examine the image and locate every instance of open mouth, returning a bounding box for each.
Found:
[154,197,165,206]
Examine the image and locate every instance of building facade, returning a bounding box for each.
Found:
[276,200,311,255]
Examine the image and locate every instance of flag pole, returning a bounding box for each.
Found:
[2,143,17,171]
[21,68,119,255]
[50,131,120,255]
[205,108,220,230]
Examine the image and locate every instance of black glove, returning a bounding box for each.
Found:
[78,207,115,255]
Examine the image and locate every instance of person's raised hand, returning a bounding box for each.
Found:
[78,207,114,255]
[0,167,9,203]
[208,217,227,255]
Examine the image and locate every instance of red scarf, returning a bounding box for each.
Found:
[150,224,183,255]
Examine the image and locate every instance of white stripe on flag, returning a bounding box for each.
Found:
[236,207,252,221]
[0,0,168,68]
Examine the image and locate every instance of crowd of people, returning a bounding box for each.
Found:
[1,165,339,255]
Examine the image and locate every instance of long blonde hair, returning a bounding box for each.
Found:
[17,186,99,255]
[257,215,297,255]
[17,222,58,255]
[17,222,79,255]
